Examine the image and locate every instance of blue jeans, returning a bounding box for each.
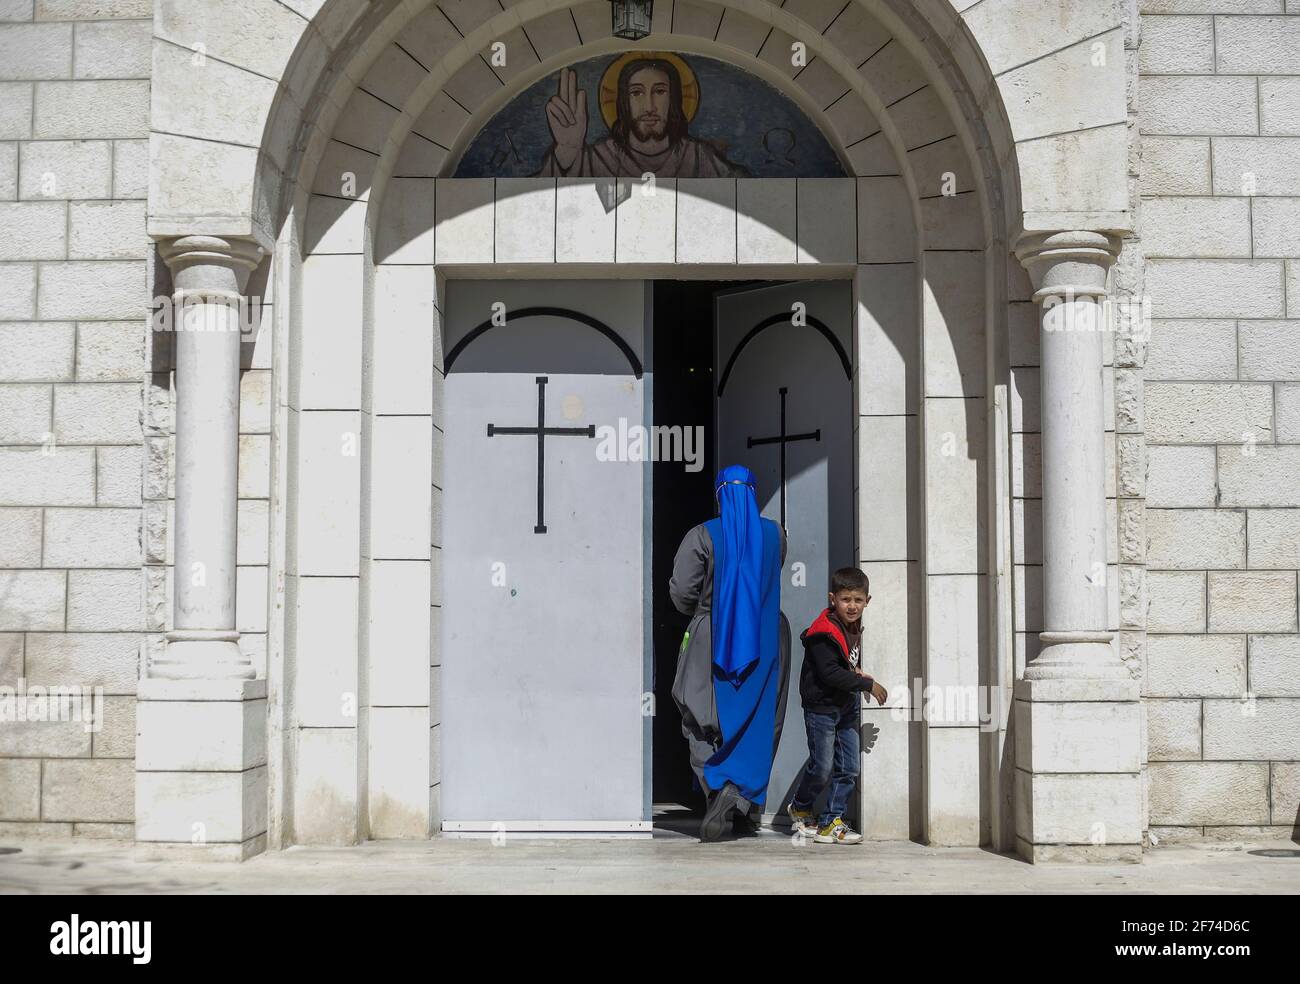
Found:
[790,704,860,828]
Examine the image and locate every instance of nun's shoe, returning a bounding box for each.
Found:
[699,782,741,842]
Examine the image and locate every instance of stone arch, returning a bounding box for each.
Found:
[148,1,1131,252]
[283,0,998,851]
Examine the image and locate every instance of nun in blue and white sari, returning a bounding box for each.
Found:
[669,464,790,841]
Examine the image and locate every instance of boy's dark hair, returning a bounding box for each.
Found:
[830,567,869,595]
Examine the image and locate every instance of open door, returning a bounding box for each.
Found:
[441,280,650,834]
[714,281,855,821]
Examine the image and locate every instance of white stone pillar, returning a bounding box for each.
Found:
[152,235,262,678]
[135,235,268,861]
[1016,230,1127,681]
[1011,230,1142,863]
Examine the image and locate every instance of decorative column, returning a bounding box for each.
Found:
[1011,230,1143,863]
[135,235,269,861]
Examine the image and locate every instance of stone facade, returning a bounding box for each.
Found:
[1137,0,1300,841]
[0,0,152,838]
[0,0,1294,856]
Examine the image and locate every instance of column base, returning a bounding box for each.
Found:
[152,631,255,680]
[1013,676,1143,864]
[135,677,267,860]
[1024,631,1132,681]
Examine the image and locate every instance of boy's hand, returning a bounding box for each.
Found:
[869,681,888,706]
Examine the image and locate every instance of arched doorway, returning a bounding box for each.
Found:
[141,0,1140,863]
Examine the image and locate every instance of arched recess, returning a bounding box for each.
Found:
[209,0,1129,853]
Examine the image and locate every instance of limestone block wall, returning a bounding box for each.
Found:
[0,0,152,838]
[1138,0,1300,840]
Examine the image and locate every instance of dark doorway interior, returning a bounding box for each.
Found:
[650,279,762,811]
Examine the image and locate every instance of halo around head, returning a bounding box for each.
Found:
[598,51,699,129]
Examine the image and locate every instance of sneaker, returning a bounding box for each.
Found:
[788,804,816,836]
[814,817,863,845]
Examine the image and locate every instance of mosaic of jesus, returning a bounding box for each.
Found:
[455,51,845,178]
[540,53,741,177]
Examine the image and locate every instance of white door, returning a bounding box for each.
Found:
[441,280,649,833]
[715,281,855,819]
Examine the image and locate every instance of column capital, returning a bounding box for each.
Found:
[158,234,264,294]
[1013,229,1123,300]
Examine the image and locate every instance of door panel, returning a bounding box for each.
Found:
[715,281,855,818]
[442,280,647,829]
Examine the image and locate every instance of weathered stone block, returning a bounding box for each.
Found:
[66,568,143,631]
[1212,138,1300,196]
[292,727,357,845]
[42,757,134,822]
[135,766,266,845]
[137,698,266,771]
[1147,509,1244,570]
[1141,197,1249,257]
[1215,15,1300,74]
[38,260,145,320]
[1146,633,1246,698]
[1145,382,1272,444]
[1140,137,1210,195]
[1139,76,1258,136]
[1144,320,1237,381]
[1239,320,1300,379]
[1146,699,1201,761]
[1249,634,1300,697]
[1271,762,1300,824]
[48,501,142,570]
[24,631,140,694]
[1207,570,1297,633]
[1203,698,1300,760]
[33,79,147,138]
[1261,77,1300,136]
[1015,699,1141,773]
[18,139,111,199]
[1015,770,1142,846]
[0,262,37,318]
[368,706,431,839]
[1218,445,1300,506]
[1147,570,1205,633]
[0,758,40,820]
[1148,761,1269,825]
[1146,259,1284,318]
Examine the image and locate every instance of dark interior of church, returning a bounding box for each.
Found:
[651,279,760,812]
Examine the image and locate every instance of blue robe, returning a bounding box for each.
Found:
[699,468,785,805]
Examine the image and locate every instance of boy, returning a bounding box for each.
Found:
[787,567,888,845]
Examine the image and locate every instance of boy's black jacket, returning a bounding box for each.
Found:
[798,608,875,713]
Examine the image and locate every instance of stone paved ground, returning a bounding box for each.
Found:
[2,828,1298,894]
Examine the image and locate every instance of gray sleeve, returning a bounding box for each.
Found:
[668,524,710,616]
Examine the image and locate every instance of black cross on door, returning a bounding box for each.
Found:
[746,386,820,528]
[487,375,595,534]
